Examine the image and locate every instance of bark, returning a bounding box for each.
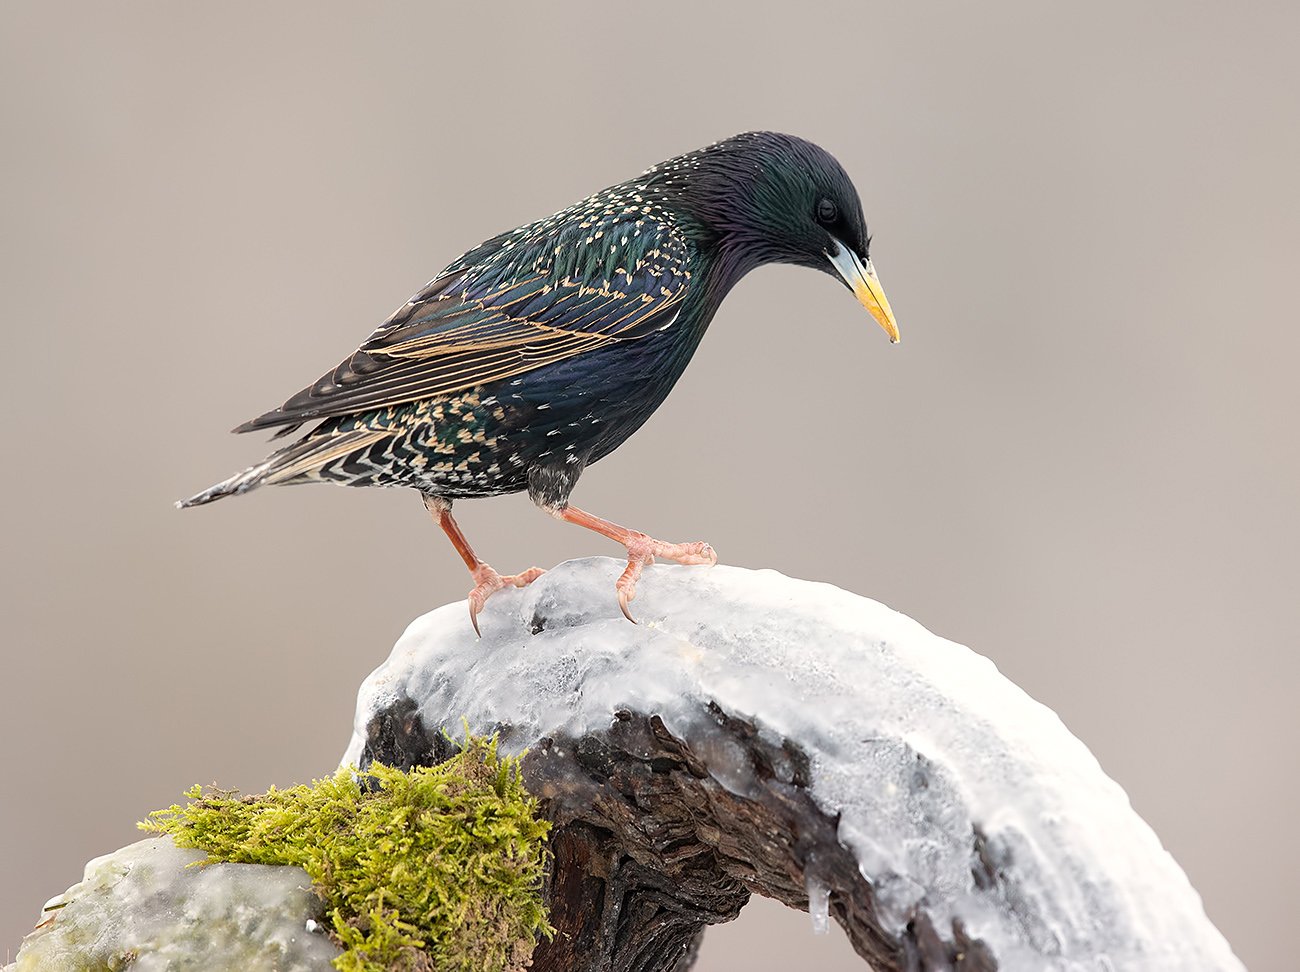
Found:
[358,699,997,972]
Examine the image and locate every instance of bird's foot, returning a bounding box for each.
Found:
[616,535,717,623]
[467,564,546,637]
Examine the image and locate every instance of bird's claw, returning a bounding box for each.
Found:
[466,564,546,637]
[616,553,652,623]
[615,536,717,623]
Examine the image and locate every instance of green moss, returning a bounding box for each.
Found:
[141,738,552,972]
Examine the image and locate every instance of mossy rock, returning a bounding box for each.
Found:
[10,837,343,972]
[11,739,551,972]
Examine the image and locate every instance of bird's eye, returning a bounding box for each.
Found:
[816,198,838,225]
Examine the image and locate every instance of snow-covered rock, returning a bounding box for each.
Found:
[343,557,1242,972]
[6,838,340,972]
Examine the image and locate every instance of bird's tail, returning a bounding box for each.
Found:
[177,427,391,509]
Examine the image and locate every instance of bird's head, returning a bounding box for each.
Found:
[650,131,899,343]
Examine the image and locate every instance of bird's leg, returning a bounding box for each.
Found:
[422,494,544,636]
[549,504,717,623]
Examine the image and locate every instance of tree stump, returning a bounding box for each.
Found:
[359,699,996,971]
[344,558,1242,972]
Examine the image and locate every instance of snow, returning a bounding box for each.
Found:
[7,838,339,972]
[343,556,1242,971]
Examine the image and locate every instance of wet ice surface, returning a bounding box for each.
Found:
[7,838,339,972]
[343,557,1242,972]
[805,875,831,935]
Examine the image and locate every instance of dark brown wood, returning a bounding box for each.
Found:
[358,699,996,972]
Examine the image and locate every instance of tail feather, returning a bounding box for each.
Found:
[177,428,391,509]
[176,463,275,508]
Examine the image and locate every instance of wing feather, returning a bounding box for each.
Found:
[235,213,691,433]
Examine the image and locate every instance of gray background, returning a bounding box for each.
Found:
[2,3,1296,968]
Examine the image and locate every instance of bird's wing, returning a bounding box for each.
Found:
[234,212,691,433]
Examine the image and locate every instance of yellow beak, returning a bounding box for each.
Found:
[827,240,900,344]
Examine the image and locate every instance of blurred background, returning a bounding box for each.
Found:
[2,2,1297,968]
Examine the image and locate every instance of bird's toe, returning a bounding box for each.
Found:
[651,539,717,566]
[465,563,548,636]
[507,566,547,588]
[614,557,649,624]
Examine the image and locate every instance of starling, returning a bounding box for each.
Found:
[182,132,900,630]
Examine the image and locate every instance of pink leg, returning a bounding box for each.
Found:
[551,505,717,622]
[424,495,545,636]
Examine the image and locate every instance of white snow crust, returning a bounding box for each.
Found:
[7,837,339,972]
[342,557,1241,972]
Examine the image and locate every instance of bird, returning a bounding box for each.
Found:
[181,131,900,632]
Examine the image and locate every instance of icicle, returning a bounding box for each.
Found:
[806,873,830,935]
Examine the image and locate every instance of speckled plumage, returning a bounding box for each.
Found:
[182,132,899,624]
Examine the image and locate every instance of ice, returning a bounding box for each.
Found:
[342,557,1242,971]
[806,875,830,935]
[8,837,340,971]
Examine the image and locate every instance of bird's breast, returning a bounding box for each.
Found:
[487,323,703,465]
